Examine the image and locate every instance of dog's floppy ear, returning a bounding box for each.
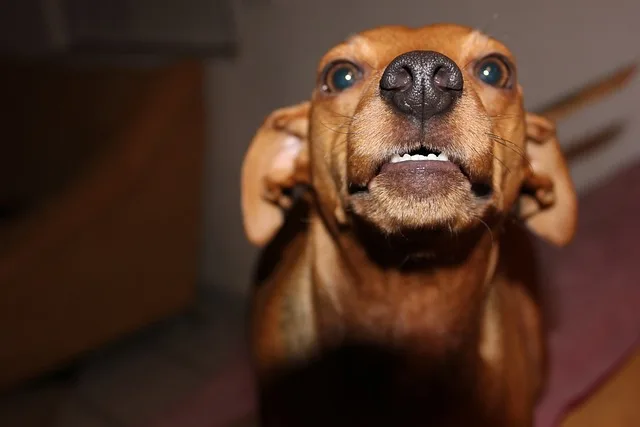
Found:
[517,63,637,246]
[518,113,578,246]
[241,101,311,247]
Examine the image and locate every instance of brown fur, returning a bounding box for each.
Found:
[241,24,635,427]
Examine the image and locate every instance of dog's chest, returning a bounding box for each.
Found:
[315,269,484,355]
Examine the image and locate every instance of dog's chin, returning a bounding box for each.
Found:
[347,159,489,236]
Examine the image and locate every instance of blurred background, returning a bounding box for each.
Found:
[0,0,639,426]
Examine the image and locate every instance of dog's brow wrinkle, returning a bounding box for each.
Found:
[462,30,490,58]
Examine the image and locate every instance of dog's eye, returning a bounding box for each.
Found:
[475,56,512,88]
[322,61,362,93]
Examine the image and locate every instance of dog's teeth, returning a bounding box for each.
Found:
[390,152,450,163]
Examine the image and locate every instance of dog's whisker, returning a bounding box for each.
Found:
[489,113,518,118]
[333,139,351,149]
[326,110,356,121]
[490,152,512,175]
[477,216,495,250]
[488,114,520,121]
[318,120,354,135]
[322,120,352,128]
[486,133,534,171]
[322,117,353,126]
[486,133,526,156]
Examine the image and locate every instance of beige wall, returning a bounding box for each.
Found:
[202,0,640,295]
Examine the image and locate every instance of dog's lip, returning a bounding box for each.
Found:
[375,147,469,183]
[348,147,491,197]
[379,158,461,175]
[375,156,468,189]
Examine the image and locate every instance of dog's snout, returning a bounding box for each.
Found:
[380,51,463,121]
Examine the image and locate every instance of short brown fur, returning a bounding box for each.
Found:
[241,24,635,427]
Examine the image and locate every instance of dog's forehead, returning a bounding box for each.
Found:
[357,24,476,44]
[320,24,513,70]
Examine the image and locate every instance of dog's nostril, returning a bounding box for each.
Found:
[380,66,412,92]
[433,66,462,92]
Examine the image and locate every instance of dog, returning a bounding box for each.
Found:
[240,24,635,427]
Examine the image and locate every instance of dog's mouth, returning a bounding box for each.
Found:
[348,145,492,199]
[380,146,459,173]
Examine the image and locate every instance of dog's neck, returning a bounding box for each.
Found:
[299,213,506,425]
[309,212,500,358]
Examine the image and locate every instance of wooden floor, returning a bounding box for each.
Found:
[562,348,640,427]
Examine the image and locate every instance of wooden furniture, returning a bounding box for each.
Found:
[0,60,205,390]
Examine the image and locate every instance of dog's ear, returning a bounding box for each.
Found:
[517,63,637,246]
[518,113,578,246]
[241,101,311,247]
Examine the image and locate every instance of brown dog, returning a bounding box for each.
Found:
[241,24,635,427]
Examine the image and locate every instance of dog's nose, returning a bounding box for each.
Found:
[380,51,463,121]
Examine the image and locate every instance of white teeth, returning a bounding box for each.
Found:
[390,152,450,163]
